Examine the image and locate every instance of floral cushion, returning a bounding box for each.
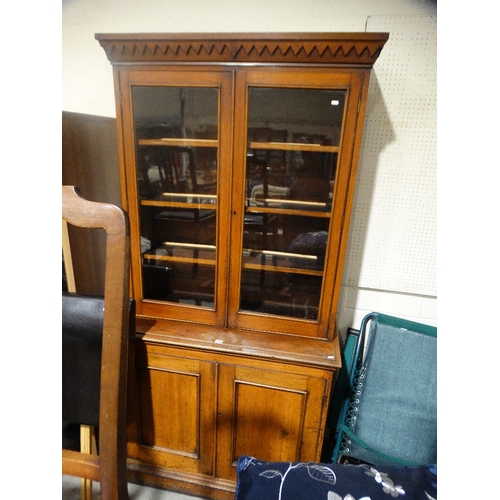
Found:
[235,456,437,500]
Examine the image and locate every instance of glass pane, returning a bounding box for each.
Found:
[240,87,346,320]
[133,86,219,308]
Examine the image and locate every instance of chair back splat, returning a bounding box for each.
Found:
[62,186,131,500]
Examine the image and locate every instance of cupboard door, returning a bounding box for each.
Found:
[229,69,366,338]
[217,363,328,480]
[117,69,233,326]
[130,348,217,476]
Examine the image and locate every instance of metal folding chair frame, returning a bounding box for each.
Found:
[332,312,437,466]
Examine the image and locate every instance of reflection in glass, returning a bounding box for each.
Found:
[132,86,219,307]
[240,87,346,320]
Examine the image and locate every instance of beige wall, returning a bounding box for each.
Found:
[62,0,436,117]
[62,0,438,332]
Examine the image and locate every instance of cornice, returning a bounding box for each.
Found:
[95,33,389,67]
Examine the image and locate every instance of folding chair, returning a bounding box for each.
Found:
[331,312,437,466]
[62,186,131,500]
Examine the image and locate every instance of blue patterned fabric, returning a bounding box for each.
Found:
[235,456,437,500]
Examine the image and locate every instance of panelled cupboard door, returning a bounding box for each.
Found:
[216,364,329,481]
[129,348,217,476]
[116,69,233,326]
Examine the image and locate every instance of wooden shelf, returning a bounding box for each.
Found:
[249,141,338,153]
[143,243,215,267]
[144,253,216,266]
[141,197,217,210]
[138,138,218,148]
[163,241,216,251]
[242,248,324,276]
[242,262,323,276]
[144,241,216,266]
[245,200,331,218]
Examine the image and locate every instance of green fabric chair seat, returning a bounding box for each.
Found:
[332,312,437,466]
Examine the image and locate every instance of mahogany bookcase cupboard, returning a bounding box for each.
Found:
[96,32,388,499]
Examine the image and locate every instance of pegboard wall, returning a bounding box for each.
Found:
[343,14,437,297]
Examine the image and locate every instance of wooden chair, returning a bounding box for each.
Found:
[62,186,131,500]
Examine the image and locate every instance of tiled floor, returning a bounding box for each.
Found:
[62,475,205,500]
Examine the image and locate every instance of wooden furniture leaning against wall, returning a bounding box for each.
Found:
[62,111,121,296]
[62,186,131,500]
[96,32,388,499]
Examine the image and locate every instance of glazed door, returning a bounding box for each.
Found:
[229,69,366,337]
[118,69,233,325]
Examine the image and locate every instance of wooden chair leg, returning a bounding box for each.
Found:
[80,425,97,500]
[65,221,96,499]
